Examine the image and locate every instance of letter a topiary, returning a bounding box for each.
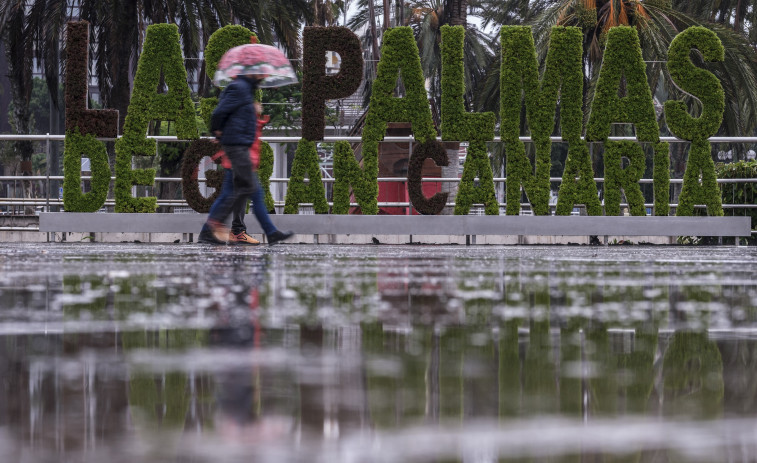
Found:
[454,140,499,215]
[63,130,111,212]
[500,26,583,216]
[440,25,497,216]
[665,27,724,217]
[556,140,603,216]
[284,139,329,214]
[114,24,198,212]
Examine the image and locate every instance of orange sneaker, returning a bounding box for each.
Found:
[229,231,260,245]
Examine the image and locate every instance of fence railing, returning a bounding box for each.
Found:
[1,134,755,223]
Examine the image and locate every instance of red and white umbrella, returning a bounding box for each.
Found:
[213,43,297,88]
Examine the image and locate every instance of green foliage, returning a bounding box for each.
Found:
[332,140,376,214]
[676,138,723,217]
[500,26,584,215]
[261,80,303,134]
[259,141,275,212]
[716,160,757,229]
[65,21,118,137]
[715,159,756,227]
[62,130,111,212]
[180,139,223,213]
[302,26,363,141]
[114,24,197,212]
[556,140,603,216]
[575,3,597,29]
[653,142,671,216]
[284,139,329,214]
[587,26,660,143]
[664,26,725,141]
[454,140,499,215]
[603,140,646,216]
[407,140,449,215]
[204,25,255,82]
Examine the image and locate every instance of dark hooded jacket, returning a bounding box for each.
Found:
[210,76,258,146]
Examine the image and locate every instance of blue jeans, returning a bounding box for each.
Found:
[205,168,277,236]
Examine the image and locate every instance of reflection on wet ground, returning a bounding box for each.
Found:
[0,243,756,462]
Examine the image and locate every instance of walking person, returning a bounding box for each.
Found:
[199,41,298,245]
[200,112,292,245]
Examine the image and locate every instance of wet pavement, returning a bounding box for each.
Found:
[0,243,756,462]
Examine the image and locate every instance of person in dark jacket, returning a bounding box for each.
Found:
[199,74,293,245]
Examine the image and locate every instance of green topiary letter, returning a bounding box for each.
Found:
[454,140,499,215]
[603,140,646,216]
[63,130,111,212]
[556,140,603,216]
[284,139,329,214]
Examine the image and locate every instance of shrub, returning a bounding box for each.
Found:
[356,27,437,214]
[716,160,756,229]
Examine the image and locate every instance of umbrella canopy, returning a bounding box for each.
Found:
[213,43,297,88]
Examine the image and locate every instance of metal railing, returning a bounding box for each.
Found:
[0,134,755,226]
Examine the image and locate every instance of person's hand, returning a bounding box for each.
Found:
[254,102,263,114]
[214,130,222,140]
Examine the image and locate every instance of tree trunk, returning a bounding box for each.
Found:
[368,0,381,64]
[4,23,35,214]
[383,0,391,30]
[444,0,467,27]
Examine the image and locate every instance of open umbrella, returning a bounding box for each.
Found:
[213,43,298,88]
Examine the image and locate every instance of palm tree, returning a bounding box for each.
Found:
[0,0,312,136]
